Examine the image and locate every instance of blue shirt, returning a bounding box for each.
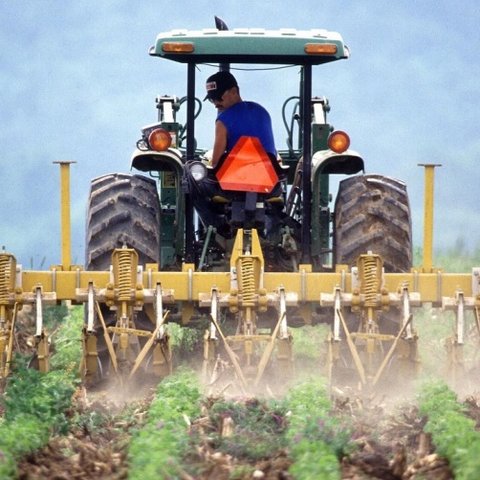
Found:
[217,101,277,156]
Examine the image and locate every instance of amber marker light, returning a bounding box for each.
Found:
[148,128,172,151]
[161,42,195,53]
[304,43,338,55]
[328,130,350,153]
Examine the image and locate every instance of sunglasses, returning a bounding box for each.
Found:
[208,95,224,103]
[208,88,231,103]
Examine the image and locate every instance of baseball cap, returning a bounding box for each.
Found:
[204,71,238,101]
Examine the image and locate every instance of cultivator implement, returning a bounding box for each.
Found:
[2,243,479,389]
[1,162,479,391]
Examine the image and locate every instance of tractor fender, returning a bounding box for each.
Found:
[310,149,365,262]
[130,147,184,174]
[311,148,364,178]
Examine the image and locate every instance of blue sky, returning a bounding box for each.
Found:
[1,0,479,267]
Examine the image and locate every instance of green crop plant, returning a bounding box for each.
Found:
[168,323,205,362]
[291,325,330,362]
[0,414,49,478]
[418,380,480,480]
[127,368,202,479]
[0,305,82,478]
[3,367,76,431]
[43,303,69,330]
[49,306,83,372]
[284,378,354,480]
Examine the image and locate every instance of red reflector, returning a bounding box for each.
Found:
[216,136,279,193]
[148,128,172,151]
[161,42,194,53]
[328,130,350,153]
[304,43,338,55]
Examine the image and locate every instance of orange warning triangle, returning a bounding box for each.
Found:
[216,136,279,193]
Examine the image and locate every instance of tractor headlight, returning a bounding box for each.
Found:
[188,161,208,182]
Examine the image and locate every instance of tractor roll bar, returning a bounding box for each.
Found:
[301,65,312,263]
[185,63,196,263]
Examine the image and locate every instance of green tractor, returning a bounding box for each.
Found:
[86,23,411,274]
[4,21,478,393]
[83,20,413,388]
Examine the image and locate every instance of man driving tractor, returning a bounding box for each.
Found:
[204,70,277,166]
[185,70,283,235]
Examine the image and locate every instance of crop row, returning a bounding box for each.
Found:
[126,372,353,479]
[2,305,480,479]
[418,381,480,480]
[0,306,83,478]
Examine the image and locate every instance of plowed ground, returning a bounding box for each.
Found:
[10,308,480,479]
[16,381,480,480]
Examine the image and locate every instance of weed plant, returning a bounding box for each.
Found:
[208,397,288,461]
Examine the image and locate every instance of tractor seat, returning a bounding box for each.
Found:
[265,195,284,204]
[212,195,231,204]
[212,192,284,205]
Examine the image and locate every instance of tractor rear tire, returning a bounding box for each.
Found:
[85,173,160,269]
[332,174,413,387]
[333,174,412,272]
[84,173,161,381]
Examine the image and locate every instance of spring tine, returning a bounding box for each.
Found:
[210,289,218,340]
[337,308,367,385]
[209,313,248,392]
[254,311,285,387]
[35,287,43,337]
[373,314,413,386]
[155,283,164,339]
[456,292,465,345]
[86,283,95,333]
[129,310,170,380]
[95,301,119,377]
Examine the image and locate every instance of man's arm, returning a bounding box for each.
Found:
[211,120,227,167]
